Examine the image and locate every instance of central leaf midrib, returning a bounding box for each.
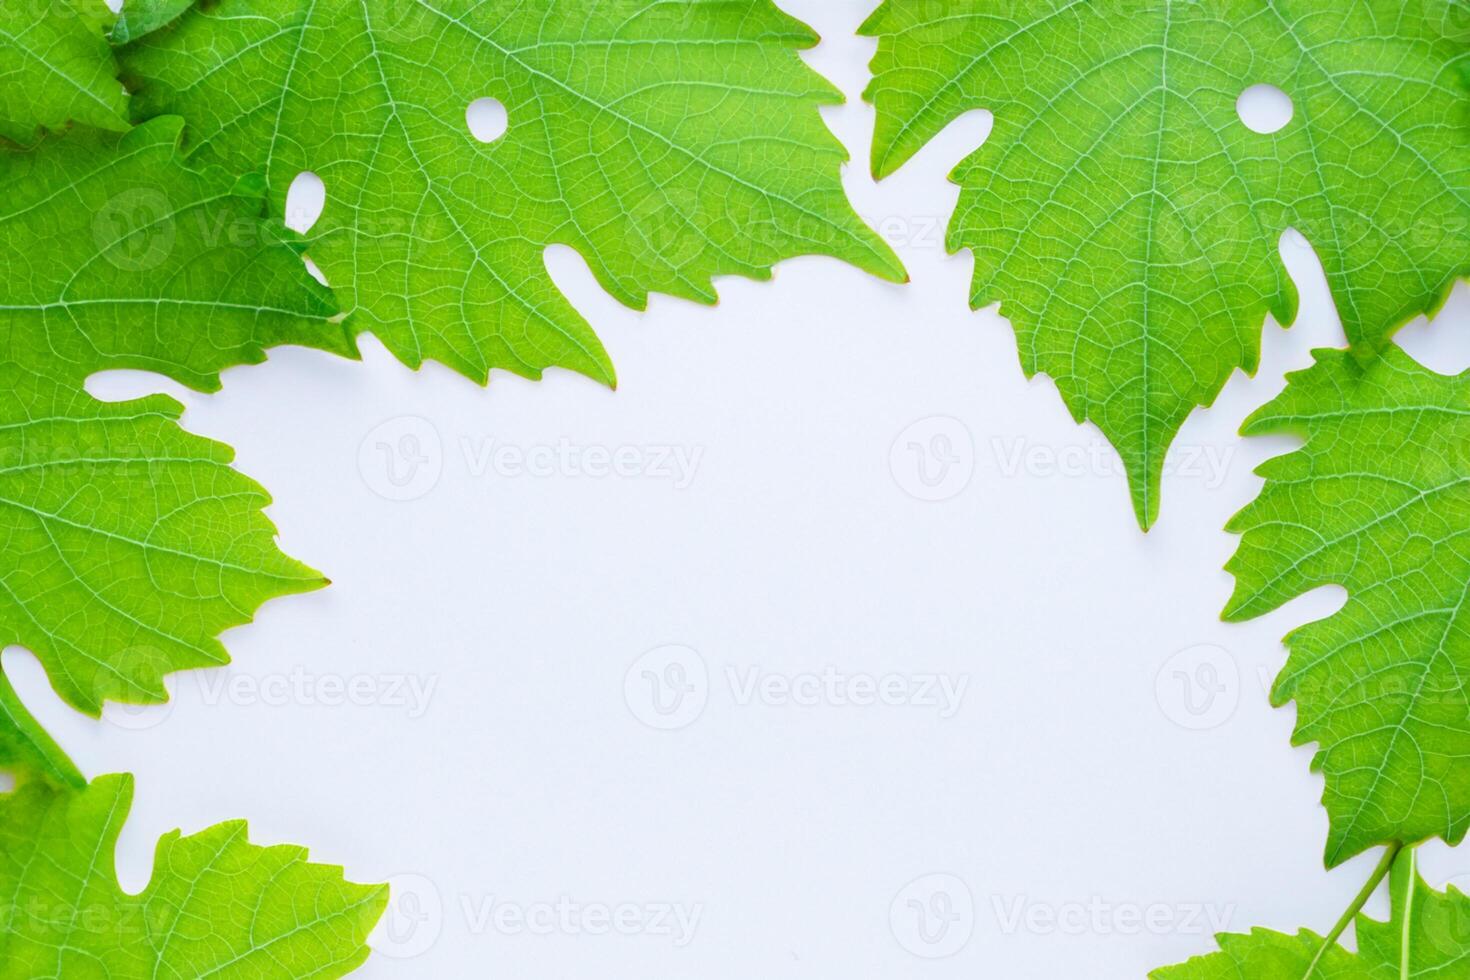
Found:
[350,0,602,376]
[1330,566,1470,863]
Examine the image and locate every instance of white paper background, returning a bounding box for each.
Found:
[10,1,1470,976]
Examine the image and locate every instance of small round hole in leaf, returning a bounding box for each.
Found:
[466,97,508,143]
[285,171,325,233]
[1236,84,1293,135]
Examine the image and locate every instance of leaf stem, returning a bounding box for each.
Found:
[1301,841,1404,978]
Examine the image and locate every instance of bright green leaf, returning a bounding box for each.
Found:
[0,360,328,715]
[1153,929,1367,979]
[1153,848,1470,978]
[1226,345,1470,866]
[0,0,128,144]
[0,667,83,789]
[1,116,353,391]
[861,0,1470,528]
[1355,849,1470,976]
[120,0,906,386]
[0,774,387,979]
[0,117,354,716]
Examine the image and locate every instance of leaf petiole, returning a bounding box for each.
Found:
[1302,841,1404,978]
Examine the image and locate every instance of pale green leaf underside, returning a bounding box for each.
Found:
[1153,849,1470,977]
[110,0,195,45]
[0,119,353,716]
[1226,346,1470,866]
[0,775,386,979]
[862,0,1470,528]
[0,0,128,144]
[121,0,906,387]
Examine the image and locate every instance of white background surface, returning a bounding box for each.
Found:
[10,1,1470,976]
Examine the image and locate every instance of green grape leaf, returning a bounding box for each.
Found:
[0,667,83,789]
[0,360,328,714]
[0,0,128,145]
[0,774,387,979]
[0,118,354,716]
[110,0,195,45]
[1153,929,1366,979]
[2,116,354,391]
[1354,850,1470,977]
[1153,849,1470,978]
[120,0,906,386]
[1225,345,1470,866]
[861,0,1470,528]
